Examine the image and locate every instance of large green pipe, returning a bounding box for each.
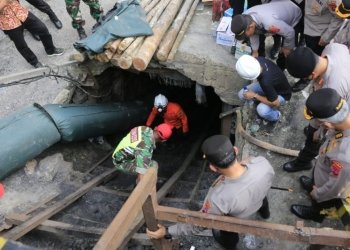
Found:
[0,102,148,180]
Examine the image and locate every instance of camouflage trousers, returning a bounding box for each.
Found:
[114,160,158,175]
[65,0,103,29]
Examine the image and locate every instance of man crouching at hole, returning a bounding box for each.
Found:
[146,135,275,249]
[112,124,172,184]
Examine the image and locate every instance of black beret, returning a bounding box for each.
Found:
[201,135,235,168]
[336,0,350,19]
[231,15,250,41]
[305,88,343,120]
[286,47,317,78]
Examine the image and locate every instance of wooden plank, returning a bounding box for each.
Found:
[143,195,165,250]
[118,117,215,249]
[157,206,350,247]
[24,193,59,215]
[2,168,117,240]
[93,168,157,250]
[6,214,105,235]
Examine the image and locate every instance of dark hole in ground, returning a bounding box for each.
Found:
[16,67,224,249]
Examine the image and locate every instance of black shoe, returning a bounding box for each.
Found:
[269,45,279,60]
[290,205,325,223]
[282,160,313,172]
[47,48,64,56]
[31,33,40,41]
[299,176,313,192]
[77,27,87,39]
[292,79,310,92]
[33,62,43,68]
[51,19,63,29]
[258,197,270,219]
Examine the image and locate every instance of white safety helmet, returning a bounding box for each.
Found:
[154,94,168,112]
[235,55,261,80]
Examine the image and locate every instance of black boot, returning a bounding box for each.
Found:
[282,159,313,172]
[290,205,325,223]
[258,197,270,219]
[292,79,310,92]
[77,27,87,39]
[299,176,313,192]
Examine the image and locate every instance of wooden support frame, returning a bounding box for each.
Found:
[93,167,350,250]
[156,206,350,247]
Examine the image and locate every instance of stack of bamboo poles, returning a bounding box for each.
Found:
[92,0,200,71]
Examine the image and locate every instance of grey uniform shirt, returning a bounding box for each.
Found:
[312,129,350,202]
[334,20,350,50]
[244,1,302,51]
[168,156,275,236]
[304,0,343,43]
[322,43,350,103]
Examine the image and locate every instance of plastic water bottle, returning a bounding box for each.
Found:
[243,234,258,249]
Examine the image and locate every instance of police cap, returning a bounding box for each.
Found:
[201,135,235,168]
[231,15,251,41]
[286,46,317,79]
[304,88,344,120]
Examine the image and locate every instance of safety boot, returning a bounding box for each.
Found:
[77,27,87,40]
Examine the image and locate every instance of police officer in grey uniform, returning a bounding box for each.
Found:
[282,44,350,173]
[292,0,344,92]
[334,0,350,50]
[291,88,350,222]
[230,1,302,59]
[146,135,275,249]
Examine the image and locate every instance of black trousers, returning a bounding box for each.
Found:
[305,35,325,56]
[294,124,321,166]
[4,12,55,66]
[212,197,269,250]
[25,0,59,21]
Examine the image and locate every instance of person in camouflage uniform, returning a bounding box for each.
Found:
[112,124,172,182]
[64,0,103,39]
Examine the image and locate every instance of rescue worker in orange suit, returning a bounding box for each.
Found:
[146,94,189,134]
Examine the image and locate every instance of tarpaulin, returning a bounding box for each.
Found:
[74,0,153,54]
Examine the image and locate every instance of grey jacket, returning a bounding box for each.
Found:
[244,0,302,50]
[312,129,350,202]
[334,20,350,50]
[304,0,344,43]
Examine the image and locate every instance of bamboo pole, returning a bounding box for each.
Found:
[156,0,195,61]
[117,0,170,55]
[108,39,121,53]
[168,0,199,61]
[110,53,122,67]
[144,0,161,14]
[118,38,144,69]
[133,0,184,71]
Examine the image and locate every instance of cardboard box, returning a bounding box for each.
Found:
[234,41,252,59]
[216,16,235,46]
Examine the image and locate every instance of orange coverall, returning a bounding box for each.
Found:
[146,102,189,133]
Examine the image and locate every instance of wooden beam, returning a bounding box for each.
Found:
[118,116,215,249]
[2,168,117,240]
[93,168,157,250]
[143,194,162,249]
[6,214,105,235]
[156,206,350,247]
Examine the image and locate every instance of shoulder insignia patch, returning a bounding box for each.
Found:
[268,25,280,34]
[335,132,343,139]
[130,127,139,143]
[201,200,211,213]
[331,160,343,176]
